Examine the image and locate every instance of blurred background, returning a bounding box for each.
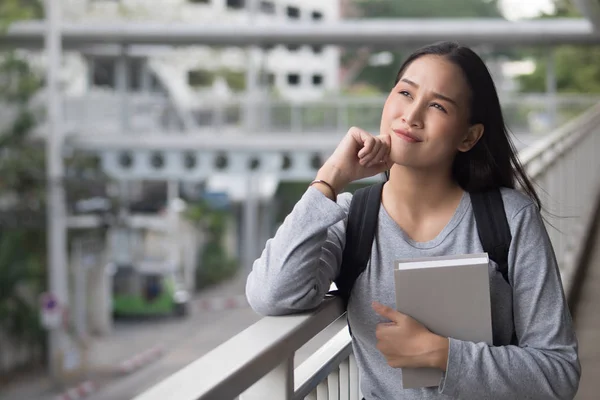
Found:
[0,1,599,399]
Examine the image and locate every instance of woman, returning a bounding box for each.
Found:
[246,42,580,399]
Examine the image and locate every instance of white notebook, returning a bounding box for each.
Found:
[394,253,493,389]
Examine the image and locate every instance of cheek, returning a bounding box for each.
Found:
[381,97,401,126]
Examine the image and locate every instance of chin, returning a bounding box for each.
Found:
[389,149,416,166]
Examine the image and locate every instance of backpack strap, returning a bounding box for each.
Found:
[331,182,384,309]
[470,189,512,285]
[471,189,518,345]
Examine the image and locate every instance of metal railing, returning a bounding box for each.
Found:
[31,92,600,137]
[133,103,600,400]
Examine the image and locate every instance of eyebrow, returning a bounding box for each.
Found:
[400,78,458,106]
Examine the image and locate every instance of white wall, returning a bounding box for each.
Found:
[61,0,341,103]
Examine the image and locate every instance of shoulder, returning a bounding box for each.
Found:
[498,187,539,222]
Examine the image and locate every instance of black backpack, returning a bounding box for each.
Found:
[330,181,517,345]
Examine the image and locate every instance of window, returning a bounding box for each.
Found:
[312,74,323,86]
[287,44,300,52]
[259,0,275,14]
[188,69,215,87]
[222,70,246,92]
[227,0,244,9]
[92,58,116,88]
[312,45,323,54]
[287,73,300,86]
[128,58,143,91]
[286,6,300,19]
[311,11,323,21]
[91,57,144,90]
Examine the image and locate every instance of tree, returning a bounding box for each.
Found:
[0,4,109,368]
[352,0,502,19]
[0,0,48,367]
[516,1,600,93]
[345,0,504,92]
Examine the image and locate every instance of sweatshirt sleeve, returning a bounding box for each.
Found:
[246,187,352,316]
[439,203,581,399]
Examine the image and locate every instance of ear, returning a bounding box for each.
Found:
[457,123,484,152]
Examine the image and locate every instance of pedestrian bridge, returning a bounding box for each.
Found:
[131,102,600,399]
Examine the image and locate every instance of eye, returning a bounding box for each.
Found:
[431,102,447,113]
[398,90,412,98]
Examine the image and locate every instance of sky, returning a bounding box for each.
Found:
[499,0,556,20]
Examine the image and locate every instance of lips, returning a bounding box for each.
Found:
[393,129,422,143]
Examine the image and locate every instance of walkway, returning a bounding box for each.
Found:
[574,205,600,399]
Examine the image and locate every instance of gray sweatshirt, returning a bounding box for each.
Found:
[246,186,581,399]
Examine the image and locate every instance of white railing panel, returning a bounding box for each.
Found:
[327,370,340,400]
[316,381,329,399]
[339,359,350,400]
[349,353,359,400]
[294,328,352,400]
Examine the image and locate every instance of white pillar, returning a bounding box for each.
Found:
[546,50,558,129]
[167,180,180,268]
[44,0,69,382]
[243,174,259,272]
[116,47,129,131]
[244,0,260,132]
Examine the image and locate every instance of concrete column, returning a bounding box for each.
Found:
[88,254,113,336]
[243,174,259,272]
[244,0,260,132]
[167,180,180,268]
[44,0,69,382]
[116,47,130,131]
[546,50,558,129]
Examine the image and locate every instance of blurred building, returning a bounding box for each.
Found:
[58,0,341,113]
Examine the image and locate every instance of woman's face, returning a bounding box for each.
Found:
[380,55,483,171]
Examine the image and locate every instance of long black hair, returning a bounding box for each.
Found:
[389,41,541,211]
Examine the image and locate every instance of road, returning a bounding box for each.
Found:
[86,306,262,400]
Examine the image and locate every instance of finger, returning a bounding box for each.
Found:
[366,140,389,168]
[372,301,401,323]
[357,135,375,159]
[361,139,381,165]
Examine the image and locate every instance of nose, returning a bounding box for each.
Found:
[401,103,424,129]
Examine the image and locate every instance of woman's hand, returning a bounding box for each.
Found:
[316,127,393,195]
[372,302,449,371]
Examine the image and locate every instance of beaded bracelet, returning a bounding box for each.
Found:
[309,179,337,199]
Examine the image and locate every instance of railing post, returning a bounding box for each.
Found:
[337,98,349,133]
[116,46,130,132]
[241,357,294,400]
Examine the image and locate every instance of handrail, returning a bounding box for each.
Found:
[519,102,600,178]
[132,298,345,400]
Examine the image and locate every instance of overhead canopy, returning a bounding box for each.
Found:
[3,19,600,50]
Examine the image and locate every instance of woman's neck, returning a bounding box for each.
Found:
[384,164,463,218]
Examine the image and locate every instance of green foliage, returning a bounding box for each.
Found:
[0,0,45,363]
[187,68,246,92]
[274,181,372,226]
[185,201,238,290]
[352,0,502,19]
[0,0,42,30]
[348,0,504,92]
[0,229,46,347]
[515,1,600,93]
[518,46,600,94]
